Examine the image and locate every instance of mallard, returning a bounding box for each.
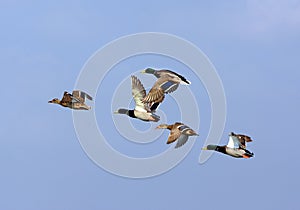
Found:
[156,122,198,148]
[48,90,93,110]
[140,68,191,104]
[202,132,254,158]
[114,75,160,122]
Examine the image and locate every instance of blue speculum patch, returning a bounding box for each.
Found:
[160,81,175,91]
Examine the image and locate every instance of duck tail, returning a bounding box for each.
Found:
[150,113,160,122]
[243,150,254,158]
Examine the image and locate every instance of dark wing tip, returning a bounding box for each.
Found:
[163,69,190,84]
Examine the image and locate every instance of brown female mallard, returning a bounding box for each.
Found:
[156,122,198,148]
[202,132,254,158]
[48,90,93,110]
[141,68,191,104]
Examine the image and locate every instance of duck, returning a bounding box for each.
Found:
[114,75,160,122]
[140,68,191,104]
[48,90,93,110]
[156,122,198,148]
[202,132,254,158]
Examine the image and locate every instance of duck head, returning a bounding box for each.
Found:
[202,145,218,151]
[48,98,60,104]
[155,124,169,129]
[114,108,129,115]
[141,68,156,74]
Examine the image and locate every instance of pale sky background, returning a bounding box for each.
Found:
[1,0,300,209]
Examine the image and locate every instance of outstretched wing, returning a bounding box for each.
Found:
[150,102,160,112]
[174,134,189,148]
[177,124,198,136]
[61,91,74,103]
[131,75,148,112]
[158,70,191,85]
[72,90,93,103]
[142,86,165,104]
[157,75,180,93]
[236,134,253,149]
[227,135,241,149]
[160,80,179,93]
[142,76,178,103]
[166,128,181,144]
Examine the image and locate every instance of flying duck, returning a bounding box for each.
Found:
[202,132,254,158]
[140,68,191,104]
[114,75,160,122]
[156,122,198,148]
[48,90,93,110]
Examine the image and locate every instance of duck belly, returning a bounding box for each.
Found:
[71,103,90,110]
[225,148,244,158]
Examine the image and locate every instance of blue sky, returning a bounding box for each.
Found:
[1,0,300,209]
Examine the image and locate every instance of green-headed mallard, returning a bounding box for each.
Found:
[156,122,198,148]
[202,132,254,158]
[114,75,160,122]
[141,68,191,104]
[48,90,93,110]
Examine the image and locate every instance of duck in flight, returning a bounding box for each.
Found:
[48,90,93,110]
[141,68,191,104]
[156,122,198,148]
[202,132,254,158]
[114,75,160,122]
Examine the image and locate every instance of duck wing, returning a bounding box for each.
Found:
[157,70,191,85]
[166,127,181,144]
[227,135,241,149]
[159,81,179,94]
[177,124,198,136]
[236,134,253,149]
[142,86,165,104]
[142,76,178,103]
[150,102,160,112]
[72,90,93,103]
[131,75,149,112]
[61,91,74,103]
[158,75,180,93]
[174,122,195,147]
[174,134,189,148]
